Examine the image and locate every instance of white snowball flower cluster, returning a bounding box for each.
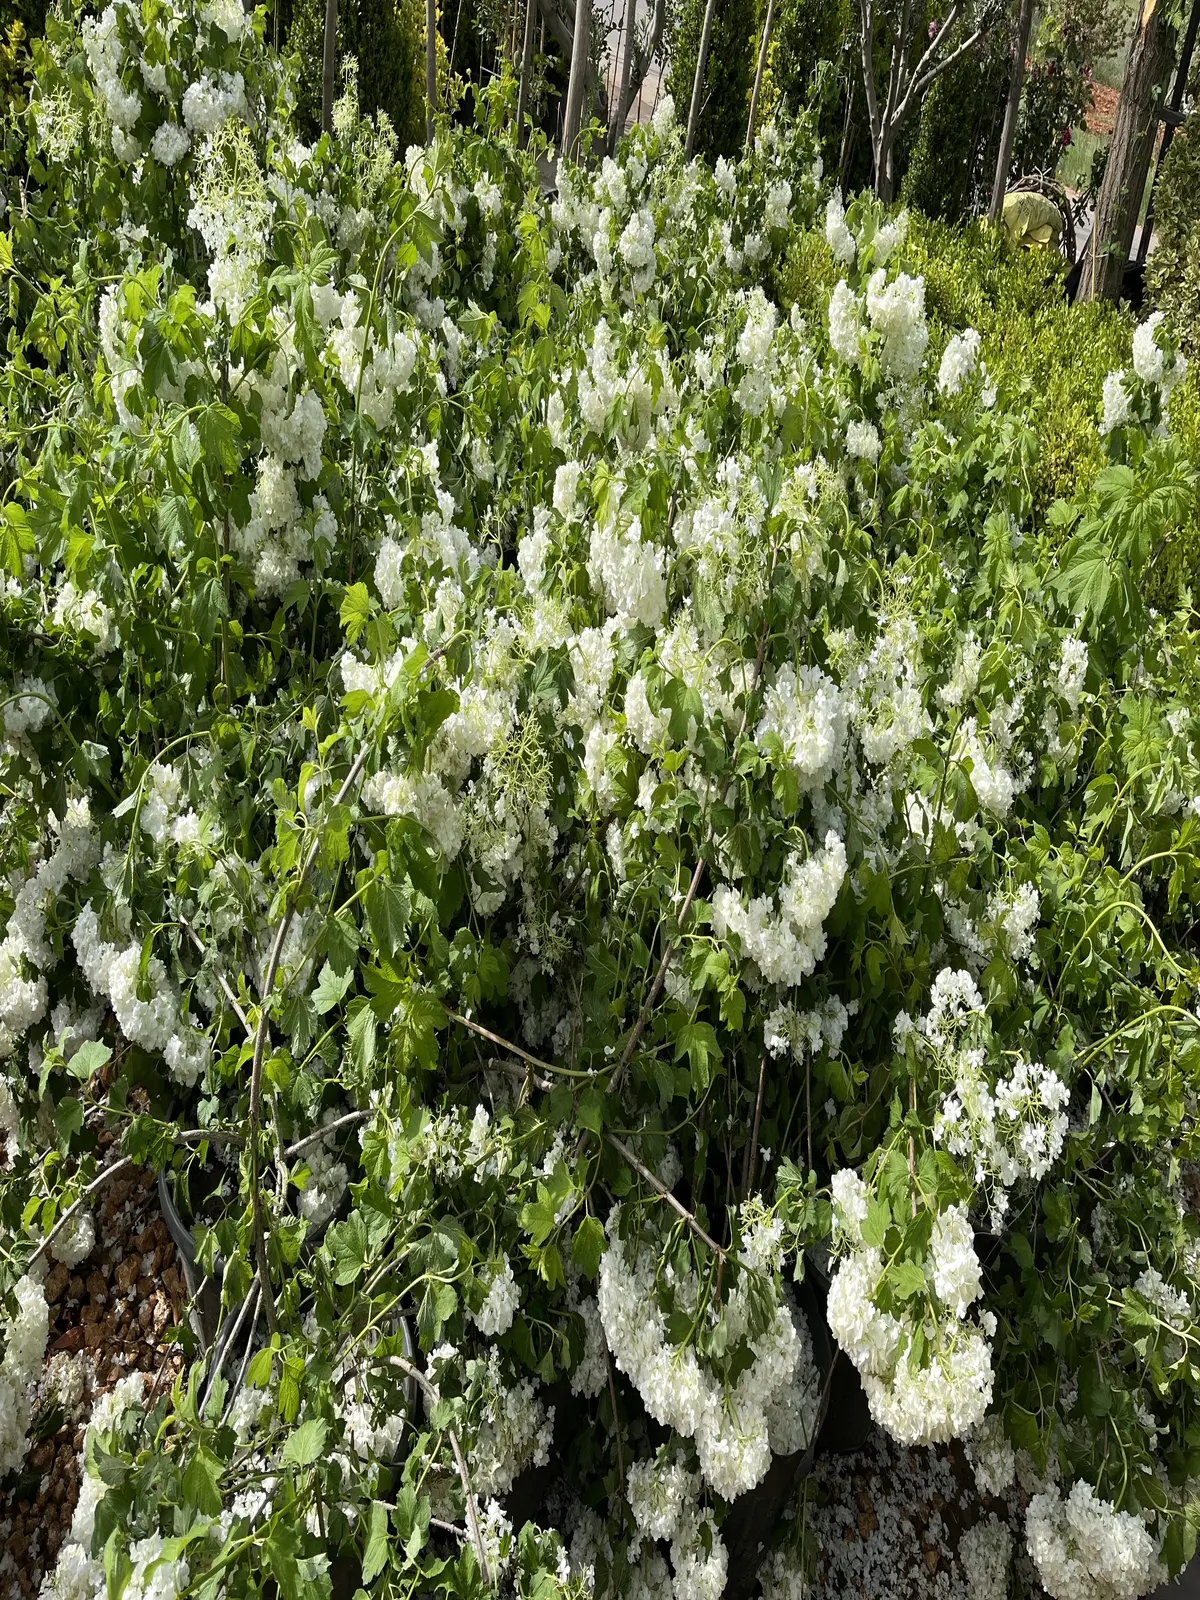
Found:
[1057,636,1089,712]
[50,1207,96,1268]
[711,832,847,988]
[467,1348,555,1496]
[598,1221,819,1501]
[150,120,190,168]
[828,279,864,366]
[0,1274,49,1477]
[471,1255,521,1336]
[0,797,98,1058]
[938,328,982,397]
[625,1455,728,1600]
[51,581,118,652]
[864,268,929,380]
[965,1411,1016,1495]
[1100,370,1132,437]
[764,994,853,1063]
[72,904,210,1087]
[82,6,141,137]
[827,1184,995,1444]
[845,417,882,464]
[39,1373,145,1600]
[181,69,248,135]
[1131,310,1188,398]
[295,1110,351,1228]
[825,189,856,266]
[1026,1481,1163,1600]
[755,663,844,789]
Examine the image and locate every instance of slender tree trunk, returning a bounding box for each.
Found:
[685,0,718,158]
[988,0,1037,221]
[746,0,776,149]
[562,0,591,159]
[1080,0,1176,300]
[1137,0,1200,261]
[610,0,636,152]
[321,0,337,133]
[426,0,438,140]
[516,0,537,144]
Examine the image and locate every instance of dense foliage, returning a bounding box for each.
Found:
[1,4,1200,1600]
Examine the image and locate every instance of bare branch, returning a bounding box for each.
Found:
[29,1157,135,1266]
[605,1132,725,1256]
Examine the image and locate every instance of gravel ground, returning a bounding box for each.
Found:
[0,1140,184,1598]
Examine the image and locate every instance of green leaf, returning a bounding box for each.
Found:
[328,1212,370,1285]
[340,581,372,644]
[891,1259,927,1301]
[282,1417,327,1466]
[365,879,410,958]
[0,502,34,578]
[572,1215,606,1279]
[312,959,354,1015]
[674,1020,720,1089]
[65,1039,111,1081]
[196,401,242,476]
[361,1502,390,1585]
[182,1446,224,1518]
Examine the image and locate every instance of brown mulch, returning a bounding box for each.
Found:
[1085,81,1120,136]
[0,1149,186,1598]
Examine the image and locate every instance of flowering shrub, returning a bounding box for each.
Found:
[1,4,1200,1598]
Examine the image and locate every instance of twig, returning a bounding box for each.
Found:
[604,1132,724,1257]
[377,1355,489,1580]
[742,1055,768,1198]
[29,1157,136,1266]
[606,1353,625,1505]
[180,916,250,1032]
[248,744,372,1333]
[431,1517,468,1539]
[447,1011,557,1078]
[284,1110,370,1161]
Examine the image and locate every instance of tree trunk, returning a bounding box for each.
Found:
[562,0,591,160]
[746,0,776,149]
[610,0,636,153]
[684,0,718,158]
[516,0,537,144]
[1136,0,1200,261]
[426,0,438,141]
[988,0,1037,221]
[321,0,338,133]
[1080,0,1176,300]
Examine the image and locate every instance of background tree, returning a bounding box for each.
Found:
[667,0,756,160]
[1080,0,1177,299]
[290,0,427,145]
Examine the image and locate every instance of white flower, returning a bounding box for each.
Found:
[828,279,863,366]
[1026,1481,1163,1600]
[825,190,856,265]
[472,1256,521,1336]
[1100,370,1131,436]
[150,121,190,168]
[865,269,928,379]
[938,328,981,397]
[845,418,881,464]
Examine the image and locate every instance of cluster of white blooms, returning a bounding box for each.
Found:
[51,581,117,652]
[828,279,864,366]
[938,328,982,397]
[39,1373,145,1600]
[1026,1481,1163,1600]
[827,1177,994,1444]
[181,68,248,135]
[150,120,190,168]
[72,904,210,1086]
[617,209,657,295]
[588,510,667,629]
[825,190,856,265]
[845,418,882,464]
[1057,636,1089,712]
[0,1275,49,1477]
[1135,1267,1192,1329]
[734,288,778,415]
[755,664,844,789]
[82,5,141,147]
[1131,311,1188,398]
[965,1411,1016,1495]
[764,994,852,1062]
[711,832,847,988]
[199,0,249,42]
[839,615,929,767]
[597,1220,819,1501]
[625,1455,728,1600]
[1100,370,1132,437]
[0,798,98,1058]
[865,269,929,379]
[471,1255,521,1336]
[994,881,1041,960]
[959,1514,1013,1600]
[50,1208,96,1269]
[296,1111,351,1227]
[467,1349,554,1496]
[187,122,268,321]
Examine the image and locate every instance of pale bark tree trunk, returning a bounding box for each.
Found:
[426,0,438,141]
[747,0,776,149]
[562,0,591,159]
[516,0,537,144]
[685,0,719,158]
[608,0,666,148]
[321,0,338,133]
[988,0,1037,221]
[610,0,636,152]
[1080,0,1176,300]
[858,0,983,199]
